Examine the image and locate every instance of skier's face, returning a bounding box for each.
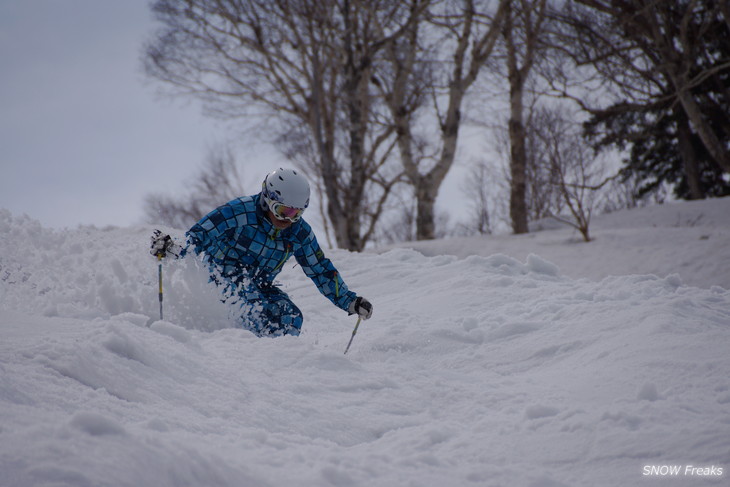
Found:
[267,210,293,230]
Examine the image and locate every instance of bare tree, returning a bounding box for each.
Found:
[498,0,550,234]
[144,0,424,250]
[145,146,246,229]
[483,99,567,232]
[533,106,606,242]
[376,0,508,240]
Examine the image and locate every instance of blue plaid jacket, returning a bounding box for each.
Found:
[185,194,357,312]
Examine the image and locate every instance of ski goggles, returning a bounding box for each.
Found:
[269,201,305,222]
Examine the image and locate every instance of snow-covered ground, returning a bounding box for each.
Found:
[389,197,730,290]
[1,197,729,487]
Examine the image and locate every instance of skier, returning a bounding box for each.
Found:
[150,168,373,336]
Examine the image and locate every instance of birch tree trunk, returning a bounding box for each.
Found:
[503,0,547,234]
[385,0,507,240]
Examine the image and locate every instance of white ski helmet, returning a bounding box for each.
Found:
[261,168,310,221]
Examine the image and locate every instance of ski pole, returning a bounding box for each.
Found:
[343,316,362,355]
[157,254,164,321]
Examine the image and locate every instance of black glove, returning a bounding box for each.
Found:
[348,296,373,320]
[150,230,181,258]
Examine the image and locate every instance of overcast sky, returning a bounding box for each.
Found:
[0,1,259,229]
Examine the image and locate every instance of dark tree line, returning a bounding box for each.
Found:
[553,0,730,200]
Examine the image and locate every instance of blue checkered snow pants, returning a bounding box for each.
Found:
[215,274,303,337]
[240,284,303,337]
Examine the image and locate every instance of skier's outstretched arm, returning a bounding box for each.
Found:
[294,226,373,320]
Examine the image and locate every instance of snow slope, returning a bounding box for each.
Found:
[388,196,730,290]
[1,198,729,487]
